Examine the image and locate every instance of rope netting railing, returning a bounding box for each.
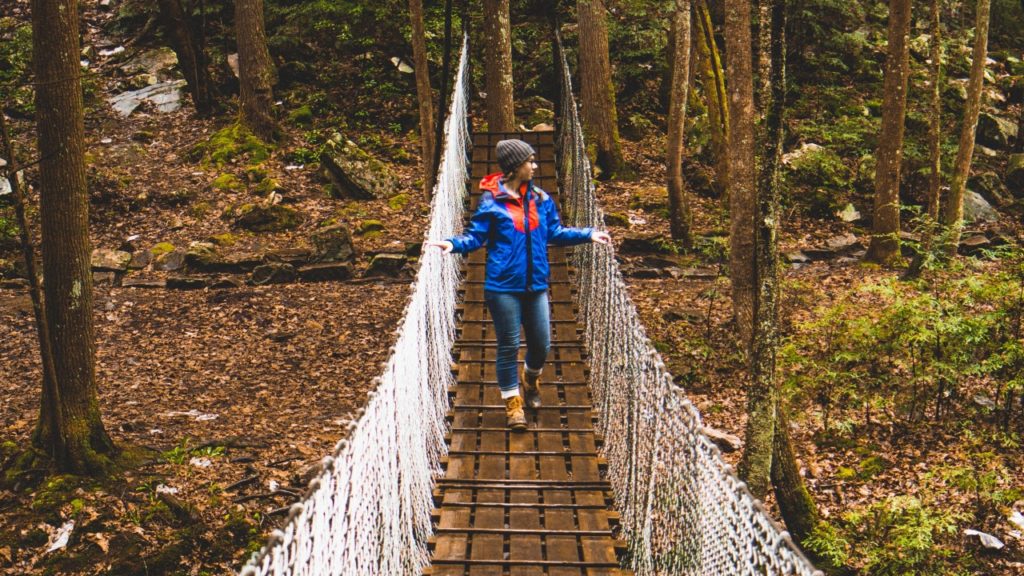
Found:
[555,36,822,576]
[238,36,470,576]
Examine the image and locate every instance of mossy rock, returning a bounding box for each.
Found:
[244,165,268,183]
[1006,153,1024,197]
[320,137,398,200]
[603,212,630,228]
[288,105,314,125]
[254,178,281,195]
[150,242,175,257]
[190,201,212,218]
[388,193,411,211]
[190,123,271,167]
[356,220,385,235]
[212,173,242,191]
[234,204,303,233]
[208,233,237,246]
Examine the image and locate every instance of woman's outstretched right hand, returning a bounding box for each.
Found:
[424,240,454,254]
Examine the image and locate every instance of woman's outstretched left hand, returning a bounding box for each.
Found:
[590,230,612,245]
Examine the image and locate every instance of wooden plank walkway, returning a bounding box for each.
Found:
[426,131,632,576]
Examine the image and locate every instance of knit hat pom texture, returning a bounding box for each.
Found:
[496,139,536,175]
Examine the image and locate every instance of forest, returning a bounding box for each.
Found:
[0,0,1023,573]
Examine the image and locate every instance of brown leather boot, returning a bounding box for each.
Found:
[505,394,527,431]
[521,366,542,410]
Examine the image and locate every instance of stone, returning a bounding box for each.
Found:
[184,241,220,270]
[785,251,811,264]
[626,268,662,279]
[680,268,719,279]
[234,204,303,233]
[299,262,353,282]
[167,275,207,290]
[263,247,313,265]
[250,263,297,285]
[531,123,554,132]
[364,253,407,278]
[218,252,263,273]
[701,426,742,452]
[120,47,178,82]
[121,277,166,289]
[356,220,385,235]
[968,172,1012,206]
[603,212,630,228]
[781,142,823,166]
[91,248,132,272]
[107,80,187,117]
[642,256,679,269]
[209,276,244,289]
[1006,154,1024,197]
[404,242,422,257]
[320,138,398,200]
[153,249,187,272]
[959,234,991,256]
[311,224,355,262]
[976,112,1018,149]
[825,233,862,253]
[963,190,999,223]
[619,234,674,255]
[0,177,10,197]
[662,307,703,323]
[92,271,117,286]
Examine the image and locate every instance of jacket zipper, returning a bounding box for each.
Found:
[523,183,533,291]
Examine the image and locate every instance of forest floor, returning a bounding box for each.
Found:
[1,1,1023,574]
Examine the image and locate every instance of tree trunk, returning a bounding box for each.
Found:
[941,0,991,254]
[865,0,912,265]
[725,0,756,349]
[772,409,819,543]
[578,0,626,177]
[483,0,515,132]
[695,0,729,193]
[1016,84,1024,152]
[409,0,435,199]
[156,0,215,116]
[738,0,783,500]
[235,0,277,142]
[667,0,693,245]
[31,0,115,474]
[925,0,943,222]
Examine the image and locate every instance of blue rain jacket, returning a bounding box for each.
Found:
[447,172,593,293]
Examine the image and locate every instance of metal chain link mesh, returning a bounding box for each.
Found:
[238,37,471,576]
[555,34,822,576]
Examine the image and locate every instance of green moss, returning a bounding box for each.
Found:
[356,220,385,235]
[190,123,272,167]
[603,212,631,228]
[150,242,175,257]
[31,475,91,517]
[255,178,280,195]
[244,165,268,183]
[289,105,314,125]
[836,466,857,480]
[387,193,410,211]
[857,455,888,478]
[235,204,302,232]
[208,233,237,246]
[190,201,212,218]
[212,173,243,191]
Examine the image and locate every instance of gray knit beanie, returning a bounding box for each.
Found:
[496,139,535,175]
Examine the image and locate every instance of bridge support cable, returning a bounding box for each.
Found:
[239,35,471,576]
[554,33,821,576]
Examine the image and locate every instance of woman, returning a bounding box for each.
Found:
[426,139,611,431]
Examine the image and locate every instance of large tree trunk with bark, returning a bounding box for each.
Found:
[31,0,115,474]
[925,0,943,221]
[666,0,693,245]
[235,0,277,142]
[483,0,515,132]
[578,0,626,177]
[772,410,819,543]
[695,0,729,193]
[408,0,435,198]
[865,0,912,265]
[725,0,757,348]
[157,0,215,116]
[941,0,991,254]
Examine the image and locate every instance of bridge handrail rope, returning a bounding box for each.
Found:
[554,33,821,576]
[239,35,470,576]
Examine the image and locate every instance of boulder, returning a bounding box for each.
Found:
[626,268,662,279]
[1006,154,1024,197]
[184,241,220,270]
[619,234,674,255]
[701,426,742,453]
[127,250,152,270]
[603,212,630,228]
[107,80,187,117]
[93,271,117,286]
[785,251,811,264]
[976,112,1018,149]
[250,263,297,285]
[836,203,862,222]
[91,248,132,272]
[209,276,244,289]
[320,138,398,200]
[967,172,1012,206]
[263,247,313,265]
[218,251,263,273]
[364,253,407,278]
[963,190,999,223]
[311,224,355,262]
[153,249,187,272]
[959,234,991,256]
[167,275,208,290]
[120,47,178,83]
[299,262,353,282]
[234,204,303,233]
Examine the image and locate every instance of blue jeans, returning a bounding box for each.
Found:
[484,290,551,393]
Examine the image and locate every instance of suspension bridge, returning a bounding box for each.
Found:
[238,37,822,576]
